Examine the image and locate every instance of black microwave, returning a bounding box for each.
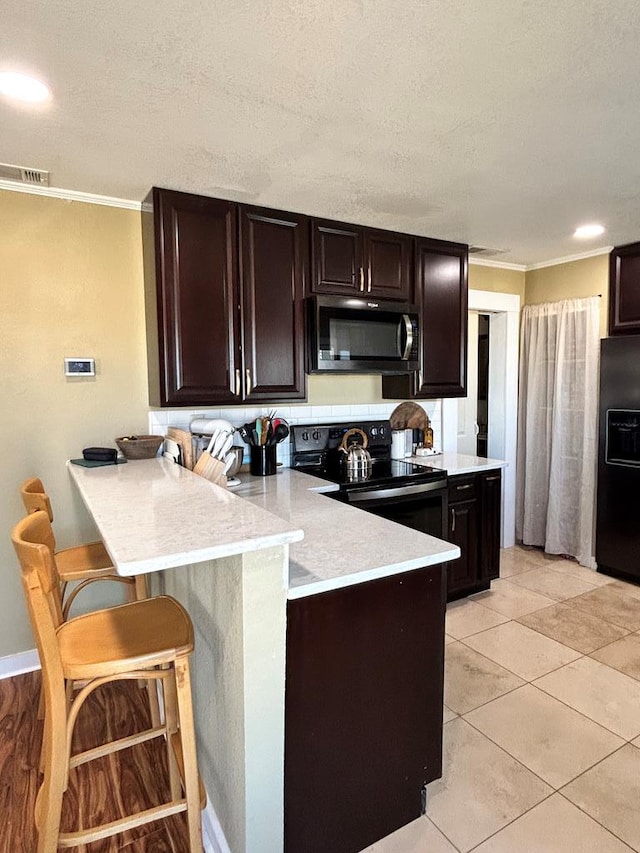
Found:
[307,295,420,374]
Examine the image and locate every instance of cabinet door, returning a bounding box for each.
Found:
[311,220,364,295]
[240,207,307,401]
[365,229,412,300]
[480,470,502,581]
[381,238,468,400]
[446,497,478,600]
[415,239,468,397]
[285,564,445,853]
[153,189,240,406]
[609,243,640,335]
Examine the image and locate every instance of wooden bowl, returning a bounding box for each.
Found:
[115,435,164,460]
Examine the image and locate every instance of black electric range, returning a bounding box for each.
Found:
[291,420,443,484]
[291,421,448,538]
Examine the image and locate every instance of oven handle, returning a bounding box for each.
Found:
[346,479,447,502]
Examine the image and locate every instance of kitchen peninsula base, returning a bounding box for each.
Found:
[68,460,459,853]
[285,563,446,853]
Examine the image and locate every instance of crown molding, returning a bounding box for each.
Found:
[469,257,526,272]
[525,246,613,271]
[0,180,141,210]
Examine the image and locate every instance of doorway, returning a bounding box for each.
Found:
[457,313,491,457]
[441,289,520,548]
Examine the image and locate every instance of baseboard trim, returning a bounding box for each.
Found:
[0,648,41,679]
[202,795,231,853]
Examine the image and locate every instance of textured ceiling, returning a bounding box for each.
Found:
[1,0,639,264]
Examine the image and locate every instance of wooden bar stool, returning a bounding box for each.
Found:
[20,477,150,605]
[12,510,203,852]
[20,478,159,727]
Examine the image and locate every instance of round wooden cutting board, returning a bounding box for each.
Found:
[389,402,431,430]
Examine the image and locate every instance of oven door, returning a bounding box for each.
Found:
[341,479,448,540]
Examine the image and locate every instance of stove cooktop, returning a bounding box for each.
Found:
[296,458,445,489]
[291,420,446,490]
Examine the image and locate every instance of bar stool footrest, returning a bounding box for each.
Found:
[58,799,187,847]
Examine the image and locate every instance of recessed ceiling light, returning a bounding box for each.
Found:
[574,223,605,239]
[0,71,51,103]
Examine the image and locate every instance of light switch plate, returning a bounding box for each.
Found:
[64,357,95,376]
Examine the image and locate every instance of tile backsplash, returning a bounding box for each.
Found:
[149,401,442,466]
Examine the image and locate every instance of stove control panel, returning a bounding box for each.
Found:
[291,421,392,455]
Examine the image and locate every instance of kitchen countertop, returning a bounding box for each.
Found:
[408,452,508,476]
[231,469,460,598]
[68,458,459,598]
[67,458,303,576]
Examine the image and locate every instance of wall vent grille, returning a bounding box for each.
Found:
[469,245,509,257]
[0,162,49,186]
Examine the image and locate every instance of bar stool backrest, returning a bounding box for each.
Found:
[12,510,65,653]
[20,477,55,524]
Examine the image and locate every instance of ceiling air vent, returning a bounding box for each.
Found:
[0,162,49,186]
[469,246,509,257]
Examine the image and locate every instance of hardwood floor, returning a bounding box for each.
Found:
[0,670,189,852]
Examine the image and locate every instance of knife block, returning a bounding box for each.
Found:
[193,452,228,488]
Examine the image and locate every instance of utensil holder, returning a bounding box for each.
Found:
[250,444,277,476]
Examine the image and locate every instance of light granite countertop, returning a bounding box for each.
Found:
[409,452,507,476]
[231,468,460,598]
[67,458,303,576]
[68,458,459,598]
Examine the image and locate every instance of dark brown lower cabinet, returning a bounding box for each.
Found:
[285,564,446,853]
[445,469,502,600]
[447,494,479,599]
[480,470,502,581]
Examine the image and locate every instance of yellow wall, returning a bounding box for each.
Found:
[524,254,609,337]
[0,190,149,656]
[469,263,525,300]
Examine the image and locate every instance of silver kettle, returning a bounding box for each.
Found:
[339,428,372,479]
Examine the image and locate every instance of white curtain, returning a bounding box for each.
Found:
[516,297,600,568]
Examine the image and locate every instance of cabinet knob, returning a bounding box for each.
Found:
[367,267,372,293]
[359,268,365,292]
[245,368,252,396]
[451,507,456,533]
[235,368,241,396]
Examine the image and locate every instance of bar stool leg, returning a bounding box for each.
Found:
[174,657,203,852]
[163,666,182,801]
[37,688,66,853]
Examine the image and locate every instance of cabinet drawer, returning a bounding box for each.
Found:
[449,476,476,502]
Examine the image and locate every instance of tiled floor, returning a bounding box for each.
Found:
[363,545,640,852]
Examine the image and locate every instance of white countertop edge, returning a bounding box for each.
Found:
[287,544,461,599]
[408,453,508,476]
[112,530,304,577]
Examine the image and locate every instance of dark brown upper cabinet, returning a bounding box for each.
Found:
[240,206,307,402]
[609,242,640,335]
[143,188,306,407]
[311,220,411,300]
[382,238,468,399]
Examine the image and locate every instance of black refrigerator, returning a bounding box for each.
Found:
[597,335,640,581]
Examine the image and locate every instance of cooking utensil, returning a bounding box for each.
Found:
[269,423,289,445]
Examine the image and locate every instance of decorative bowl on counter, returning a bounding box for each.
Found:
[115,434,163,460]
